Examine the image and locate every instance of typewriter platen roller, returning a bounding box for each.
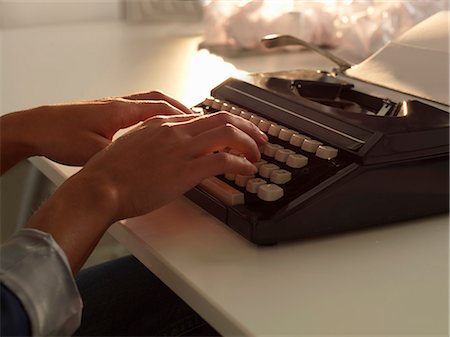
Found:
[185,69,449,245]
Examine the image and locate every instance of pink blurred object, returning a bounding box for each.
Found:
[201,0,448,60]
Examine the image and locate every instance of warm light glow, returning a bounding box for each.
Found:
[260,0,294,20]
[398,100,408,116]
[183,49,245,106]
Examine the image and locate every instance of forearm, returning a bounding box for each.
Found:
[26,169,117,274]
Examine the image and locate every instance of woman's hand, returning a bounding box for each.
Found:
[82,111,268,221]
[0,91,191,173]
[27,111,268,273]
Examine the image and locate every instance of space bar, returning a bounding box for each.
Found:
[199,177,245,206]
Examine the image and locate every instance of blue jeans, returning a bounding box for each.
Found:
[74,255,220,336]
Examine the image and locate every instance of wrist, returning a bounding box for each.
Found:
[26,168,120,273]
[64,168,120,225]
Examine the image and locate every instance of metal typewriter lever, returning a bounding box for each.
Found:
[261,34,352,72]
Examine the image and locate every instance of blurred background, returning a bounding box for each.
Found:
[1,0,447,59]
[1,0,447,267]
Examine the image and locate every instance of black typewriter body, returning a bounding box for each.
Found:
[185,69,449,245]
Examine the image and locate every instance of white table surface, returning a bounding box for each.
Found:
[2,21,448,336]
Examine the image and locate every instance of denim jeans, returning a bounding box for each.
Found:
[74,255,220,336]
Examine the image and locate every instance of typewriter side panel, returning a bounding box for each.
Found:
[253,156,449,244]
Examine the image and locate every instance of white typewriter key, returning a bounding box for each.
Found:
[246,178,267,193]
[316,145,338,160]
[249,115,262,125]
[263,143,283,157]
[301,139,323,153]
[286,154,308,169]
[230,106,240,115]
[259,163,280,178]
[212,98,223,110]
[240,110,252,119]
[267,124,282,137]
[203,96,214,106]
[221,102,232,111]
[253,160,268,169]
[258,119,271,132]
[224,173,236,181]
[278,128,298,141]
[274,149,295,163]
[257,184,284,202]
[200,177,244,206]
[270,169,292,184]
[191,107,204,114]
[235,174,255,187]
[289,134,310,147]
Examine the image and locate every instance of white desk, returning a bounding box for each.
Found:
[2,21,448,336]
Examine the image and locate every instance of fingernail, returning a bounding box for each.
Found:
[260,132,268,142]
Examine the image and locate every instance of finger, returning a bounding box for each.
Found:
[122,90,193,114]
[179,111,268,146]
[115,99,190,130]
[190,152,257,181]
[140,114,203,132]
[149,113,203,125]
[185,123,261,163]
[125,113,203,137]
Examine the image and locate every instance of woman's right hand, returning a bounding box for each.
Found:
[80,111,268,222]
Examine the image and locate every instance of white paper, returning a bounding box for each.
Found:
[345,11,449,106]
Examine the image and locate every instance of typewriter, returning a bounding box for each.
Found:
[185,33,449,245]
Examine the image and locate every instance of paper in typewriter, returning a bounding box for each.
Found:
[345,11,449,106]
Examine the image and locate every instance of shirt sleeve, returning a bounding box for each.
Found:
[0,228,83,336]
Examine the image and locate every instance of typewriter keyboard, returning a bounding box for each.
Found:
[196,97,353,213]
